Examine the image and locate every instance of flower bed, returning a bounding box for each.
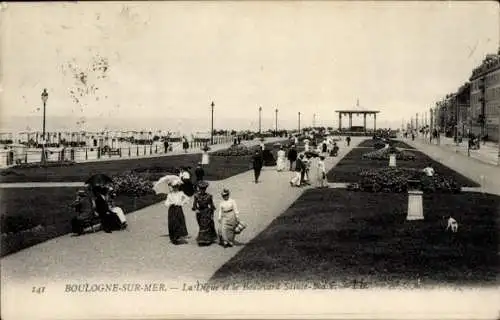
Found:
[353,167,461,193]
[112,171,154,196]
[212,144,260,156]
[362,146,416,161]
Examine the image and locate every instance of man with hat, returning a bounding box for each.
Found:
[192,180,217,246]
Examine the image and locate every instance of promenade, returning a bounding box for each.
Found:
[0,137,283,188]
[1,138,361,292]
[2,136,499,319]
[0,137,277,169]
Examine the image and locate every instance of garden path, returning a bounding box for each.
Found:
[0,138,364,289]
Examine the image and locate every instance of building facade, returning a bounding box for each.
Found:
[469,53,500,142]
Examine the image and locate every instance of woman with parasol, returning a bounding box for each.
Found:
[191,181,217,246]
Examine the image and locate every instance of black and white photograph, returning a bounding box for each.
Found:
[0,1,499,319]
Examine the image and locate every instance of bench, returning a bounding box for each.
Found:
[104,149,121,156]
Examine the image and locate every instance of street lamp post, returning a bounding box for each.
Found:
[298,112,301,134]
[210,101,214,145]
[429,107,433,143]
[258,106,262,134]
[275,108,278,136]
[41,89,48,163]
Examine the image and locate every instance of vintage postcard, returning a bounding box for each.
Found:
[1,1,499,319]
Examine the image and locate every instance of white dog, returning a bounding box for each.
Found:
[445,216,458,233]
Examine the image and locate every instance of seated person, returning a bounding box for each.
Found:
[106,186,127,229]
[93,186,125,233]
[71,189,99,235]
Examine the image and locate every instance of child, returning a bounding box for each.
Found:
[317,156,327,188]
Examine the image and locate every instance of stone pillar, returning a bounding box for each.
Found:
[363,113,367,133]
[348,113,352,129]
[389,153,396,167]
[374,113,377,131]
[407,190,424,220]
[338,113,342,131]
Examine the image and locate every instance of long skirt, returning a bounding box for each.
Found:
[276,157,286,171]
[219,215,238,245]
[111,207,127,224]
[290,171,302,186]
[196,208,217,246]
[168,205,188,243]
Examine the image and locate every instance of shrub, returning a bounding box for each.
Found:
[374,141,387,150]
[11,161,76,169]
[357,168,461,194]
[0,170,25,177]
[212,144,260,157]
[112,171,154,196]
[262,149,276,166]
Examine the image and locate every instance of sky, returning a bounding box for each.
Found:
[0,1,499,133]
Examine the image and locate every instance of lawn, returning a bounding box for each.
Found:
[0,187,166,256]
[209,188,499,288]
[0,141,286,256]
[0,141,285,183]
[327,146,480,187]
[357,139,415,149]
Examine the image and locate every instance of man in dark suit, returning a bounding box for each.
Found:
[252,150,263,183]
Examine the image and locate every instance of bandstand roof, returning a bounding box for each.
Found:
[335,101,380,114]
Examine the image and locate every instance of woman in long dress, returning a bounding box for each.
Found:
[218,188,241,248]
[165,182,190,244]
[192,181,217,246]
[276,146,286,172]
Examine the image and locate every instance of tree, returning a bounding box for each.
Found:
[61,54,110,124]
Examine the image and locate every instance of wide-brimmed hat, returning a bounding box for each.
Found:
[77,190,87,196]
[198,181,209,189]
[221,188,230,196]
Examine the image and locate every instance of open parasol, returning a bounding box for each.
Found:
[153,174,183,195]
[85,174,113,188]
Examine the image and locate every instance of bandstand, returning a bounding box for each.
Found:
[335,100,380,133]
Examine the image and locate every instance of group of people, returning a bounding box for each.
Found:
[273,137,342,188]
[165,180,245,248]
[71,184,128,235]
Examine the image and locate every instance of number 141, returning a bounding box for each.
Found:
[32,286,46,294]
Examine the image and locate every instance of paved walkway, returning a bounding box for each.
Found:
[404,137,500,195]
[0,138,363,289]
[409,134,499,166]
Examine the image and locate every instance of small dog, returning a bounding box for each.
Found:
[445,216,458,233]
